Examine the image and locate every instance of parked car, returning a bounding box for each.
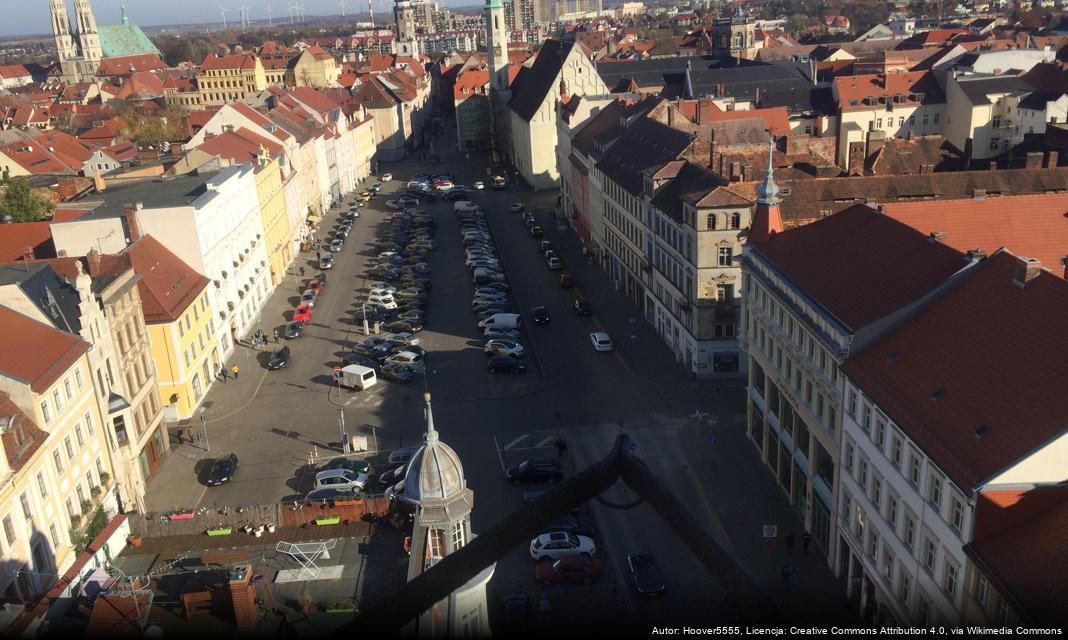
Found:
[300,290,318,307]
[326,457,373,476]
[532,306,551,325]
[507,458,562,485]
[394,286,427,299]
[529,532,596,562]
[380,362,414,382]
[386,350,425,373]
[573,299,592,316]
[293,304,312,324]
[627,553,667,597]
[283,321,304,339]
[484,339,525,358]
[205,453,239,486]
[536,555,602,585]
[340,352,379,370]
[538,240,553,254]
[319,255,334,269]
[313,468,369,493]
[367,293,398,309]
[368,281,397,294]
[330,239,344,253]
[509,203,525,212]
[384,332,421,348]
[483,328,521,341]
[386,200,402,210]
[397,195,420,208]
[306,279,324,294]
[529,226,544,238]
[267,345,291,370]
[381,172,393,181]
[546,256,563,270]
[590,332,613,352]
[488,355,526,374]
[388,447,419,466]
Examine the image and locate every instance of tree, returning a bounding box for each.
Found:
[0,175,55,222]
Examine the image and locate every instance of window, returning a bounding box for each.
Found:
[846,387,857,418]
[989,136,1000,151]
[64,436,74,460]
[96,458,104,477]
[882,544,894,579]
[975,575,989,608]
[908,451,921,486]
[53,389,63,411]
[890,435,903,468]
[992,115,1002,128]
[861,403,872,434]
[887,492,899,529]
[2,516,14,545]
[718,246,733,266]
[844,441,855,473]
[923,113,929,125]
[923,535,937,574]
[53,450,64,474]
[37,471,48,498]
[40,400,52,424]
[75,368,84,389]
[49,523,60,548]
[64,379,73,400]
[857,457,869,489]
[19,493,32,520]
[706,214,716,230]
[65,498,75,519]
[86,471,95,489]
[451,521,466,549]
[874,418,886,450]
[996,601,1010,625]
[75,424,84,447]
[876,118,883,128]
[898,569,912,605]
[918,593,932,626]
[871,474,882,508]
[85,411,94,436]
[933,113,940,124]
[903,511,916,549]
[943,560,959,597]
[928,472,943,509]
[866,528,879,559]
[950,495,965,533]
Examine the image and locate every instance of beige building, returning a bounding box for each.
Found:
[290,46,341,88]
[0,306,114,600]
[196,54,268,106]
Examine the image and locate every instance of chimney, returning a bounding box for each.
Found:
[1046,150,1059,168]
[1025,151,1043,169]
[966,248,987,262]
[227,564,258,628]
[1012,257,1043,288]
[754,86,762,107]
[86,248,102,275]
[729,160,741,180]
[667,105,674,127]
[696,99,703,125]
[92,169,106,193]
[171,143,185,159]
[123,204,141,243]
[929,230,947,243]
[918,163,934,174]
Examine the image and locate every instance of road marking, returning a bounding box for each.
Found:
[534,435,557,448]
[502,434,528,451]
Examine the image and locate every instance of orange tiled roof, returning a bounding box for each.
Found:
[125,235,210,324]
[834,71,942,111]
[199,53,259,72]
[0,306,88,393]
[0,393,49,472]
[0,222,55,262]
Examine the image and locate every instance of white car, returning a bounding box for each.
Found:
[313,469,369,493]
[381,173,393,181]
[529,532,596,562]
[386,350,425,373]
[367,293,398,309]
[484,339,525,358]
[473,181,485,190]
[368,281,397,294]
[509,203,525,212]
[369,287,395,298]
[590,332,613,352]
[320,254,334,270]
[386,200,402,210]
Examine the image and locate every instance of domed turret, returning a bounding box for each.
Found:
[399,393,466,504]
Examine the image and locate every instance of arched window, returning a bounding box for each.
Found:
[730,213,741,229]
[494,16,499,30]
[735,33,743,48]
[706,214,717,230]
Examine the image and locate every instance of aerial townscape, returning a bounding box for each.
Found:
[0,0,1065,636]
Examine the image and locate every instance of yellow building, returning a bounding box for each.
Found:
[255,157,291,285]
[196,53,268,106]
[290,46,340,88]
[126,236,216,422]
[0,307,114,599]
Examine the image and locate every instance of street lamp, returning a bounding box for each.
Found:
[362,303,370,335]
[199,407,210,452]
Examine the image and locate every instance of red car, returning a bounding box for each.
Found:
[293,304,313,324]
[535,555,602,585]
[306,279,324,295]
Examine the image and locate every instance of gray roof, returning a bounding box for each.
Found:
[508,40,575,122]
[0,262,82,334]
[688,60,814,104]
[77,174,214,221]
[955,74,1031,105]
[595,117,694,195]
[595,55,707,90]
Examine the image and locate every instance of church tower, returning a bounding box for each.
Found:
[393,0,419,56]
[748,137,785,244]
[49,0,77,72]
[73,0,103,72]
[485,0,509,92]
[395,393,493,636]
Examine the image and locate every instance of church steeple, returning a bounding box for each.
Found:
[50,0,77,66]
[73,0,102,68]
[485,0,509,92]
[748,136,785,244]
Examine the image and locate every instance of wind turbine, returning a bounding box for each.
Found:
[299,3,306,23]
[240,4,251,30]
[338,0,347,16]
[288,2,296,23]
[266,0,273,25]
[219,5,229,28]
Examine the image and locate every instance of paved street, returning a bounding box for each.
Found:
[144,129,853,632]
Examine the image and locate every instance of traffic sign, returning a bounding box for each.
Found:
[708,436,717,446]
[333,366,341,377]
[628,442,638,451]
[762,525,778,539]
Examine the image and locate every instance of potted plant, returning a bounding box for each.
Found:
[323,598,356,613]
[99,472,110,486]
[315,515,340,526]
[128,533,143,547]
[90,486,102,498]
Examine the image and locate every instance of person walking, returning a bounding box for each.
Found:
[219,366,228,383]
[299,265,306,277]
[273,329,280,343]
[785,532,795,556]
[231,365,240,380]
[802,532,812,555]
[176,428,185,445]
[184,426,193,446]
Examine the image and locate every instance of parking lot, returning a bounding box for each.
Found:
[145,130,851,633]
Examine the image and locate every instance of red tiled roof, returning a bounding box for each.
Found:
[0,64,32,80]
[289,86,339,116]
[0,222,56,262]
[197,127,284,163]
[0,393,49,472]
[199,53,259,72]
[882,193,1068,277]
[0,306,88,393]
[95,54,166,77]
[834,71,942,111]
[752,204,968,330]
[125,235,209,324]
[842,250,1068,491]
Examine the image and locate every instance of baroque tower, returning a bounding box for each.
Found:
[485,0,509,92]
[49,0,77,66]
[395,393,493,636]
[393,0,419,56]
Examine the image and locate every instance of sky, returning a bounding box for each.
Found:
[1,0,478,38]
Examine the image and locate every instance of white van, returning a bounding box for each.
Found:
[454,201,479,213]
[478,313,522,330]
[339,364,377,390]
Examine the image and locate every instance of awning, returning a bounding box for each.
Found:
[306,215,323,225]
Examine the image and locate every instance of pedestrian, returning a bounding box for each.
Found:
[273,329,280,343]
[316,250,321,261]
[802,532,812,555]
[556,438,567,458]
[299,265,306,277]
[785,532,795,556]
[219,366,228,383]
[176,428,184,445]
[184,426,193,446]
[780,563,790,589]
[232,365,240,380]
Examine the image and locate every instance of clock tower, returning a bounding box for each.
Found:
[485,0,509,92]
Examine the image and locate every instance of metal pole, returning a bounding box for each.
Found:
[339,410,350,454]
[201,414,210,452]
[362,303,370,335]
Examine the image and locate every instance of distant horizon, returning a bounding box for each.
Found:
[0,0,487,39]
